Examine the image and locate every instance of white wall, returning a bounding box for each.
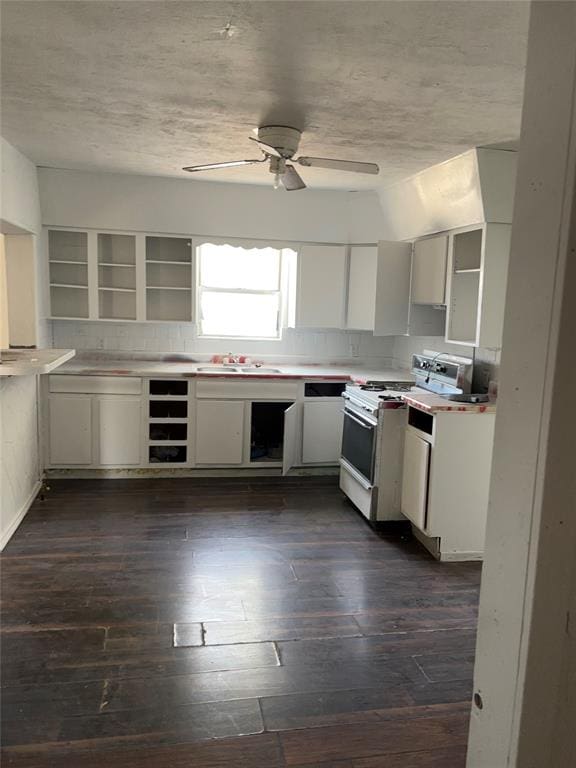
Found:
[1,137,41,235]
[377,148,517,242]
[38,168,384,244]
[0,138,44,549]
[467,3,576,765]
[0,136,49,345]
[0,376,41,549]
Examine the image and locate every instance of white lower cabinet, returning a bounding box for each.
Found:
[302,401,344,464]
[195,400,245,464]
[48,393,142,467]
[48,394,93,465]
[400,429,430,529]
[97,396,141,466]
[400,407,496,561]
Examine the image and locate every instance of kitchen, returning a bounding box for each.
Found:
[1,2,575,767]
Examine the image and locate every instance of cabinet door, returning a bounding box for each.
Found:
[48,394,92,465]
[346,246,378,330]
[302,401,344,464]
[401,430,431,530]
[196,400,244,464]
[411,235,448,304]
[283,402,302,475]
[97,396,141,466]
[296,245,347,328]
[373,241,412,335]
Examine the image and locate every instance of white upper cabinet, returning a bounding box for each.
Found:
[445,223,511,348]
[292,244,347,328]
[346,241,412,335]
[411,235,448,305]
[373,241,413,335]
[346,240,445,337]
[346,246,378,331]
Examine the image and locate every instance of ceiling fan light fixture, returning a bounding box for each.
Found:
[181,125,379,189]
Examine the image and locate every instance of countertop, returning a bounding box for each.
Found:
[54,357,414,385]
[402,392,496,414]
[0,349,75,377]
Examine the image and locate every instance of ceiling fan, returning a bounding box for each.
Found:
[182,126,379,191]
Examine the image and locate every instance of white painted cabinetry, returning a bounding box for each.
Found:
[48,394,92,465]
[445,223,511,347]
[411,235,448,305]
[346,246,378,331]
[302,401,344,464]
[400,406,496,561]
[97,397,141,465]
[195,400,245,464]
[47,375,143,468]
[293,244,347,328]
[400,429,430,529]
[346,241,444,336]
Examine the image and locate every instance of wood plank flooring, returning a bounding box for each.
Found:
[0,477,481,767]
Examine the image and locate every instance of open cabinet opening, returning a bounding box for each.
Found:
[250,402,294,462]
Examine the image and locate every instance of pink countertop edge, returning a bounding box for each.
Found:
[402,393,496,414]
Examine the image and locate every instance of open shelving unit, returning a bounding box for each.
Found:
[145,236,192,321]
[446,228,483,345]
[49,230,89,318]
[147,379,190,464]
[97,234,137,320]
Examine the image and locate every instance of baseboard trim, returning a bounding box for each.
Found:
[0,480,42,551]
[45,467,339,480]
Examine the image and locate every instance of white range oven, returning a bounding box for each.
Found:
[340,381,413,524]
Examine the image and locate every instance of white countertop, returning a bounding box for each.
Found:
[0,349,76,377]
[54,356,413,384]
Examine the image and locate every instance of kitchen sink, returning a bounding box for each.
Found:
[240,367,282,374]
[197,366,240,373]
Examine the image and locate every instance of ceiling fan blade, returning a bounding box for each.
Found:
[297,156,379,175]
[182,159,263,172]
[248,136,283,158]
[281,164,307,191]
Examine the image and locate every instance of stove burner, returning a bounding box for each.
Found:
[360,381,413,393]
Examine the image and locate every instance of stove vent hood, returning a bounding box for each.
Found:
[377,147,518,242]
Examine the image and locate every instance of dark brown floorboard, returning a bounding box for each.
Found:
[1,477,479,767]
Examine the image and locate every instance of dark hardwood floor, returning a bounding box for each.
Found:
[0,477,481,767]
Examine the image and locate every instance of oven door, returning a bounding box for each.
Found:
[341,405,378,486]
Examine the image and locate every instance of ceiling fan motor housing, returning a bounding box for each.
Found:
[258,125,301,158]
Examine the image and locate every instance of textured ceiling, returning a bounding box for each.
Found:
[0,0,529,190]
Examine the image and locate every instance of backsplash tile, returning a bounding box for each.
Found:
[49,320,396,365]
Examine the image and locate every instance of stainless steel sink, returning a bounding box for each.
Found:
[240,367,282,374]
[197,366,240,373]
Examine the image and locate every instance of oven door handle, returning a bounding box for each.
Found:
[342,409,375,429]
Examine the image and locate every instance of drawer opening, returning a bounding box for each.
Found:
[304,382,346,397]
[149,380,188,396]
[408,407,433,435]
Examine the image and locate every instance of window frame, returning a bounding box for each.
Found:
[195,239,290,340]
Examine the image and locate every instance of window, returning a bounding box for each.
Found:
[197,242,290,338]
